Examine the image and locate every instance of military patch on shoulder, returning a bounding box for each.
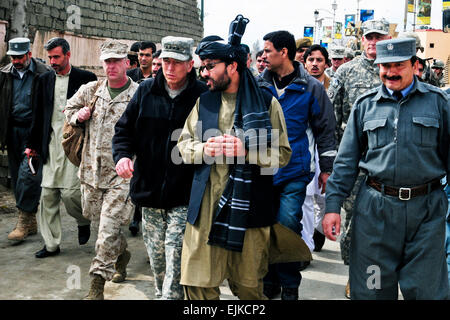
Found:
[332,78,340,88]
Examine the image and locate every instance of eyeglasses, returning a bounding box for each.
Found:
[199,61,223,73]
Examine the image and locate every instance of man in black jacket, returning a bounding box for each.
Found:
[112,36,207,299]
[25,38,97,258]
[0,37,52,242]
[126,41,156,83]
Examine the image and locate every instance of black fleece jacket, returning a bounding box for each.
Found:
[112,68,208,209]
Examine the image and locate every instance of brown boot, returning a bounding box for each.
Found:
[111,250,131,283]
[84,274,105,300]
[345,279,350,299]
[8,211,37,241]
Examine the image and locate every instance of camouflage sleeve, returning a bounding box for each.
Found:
[327,73,344,145]
[64,82,94,126]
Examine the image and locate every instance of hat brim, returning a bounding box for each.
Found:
[364,29,389,36]
[100,53,128,61]
[331,55,345,59]
[159,51,190,62]
[374,55,413,64]
[7,49,29,56]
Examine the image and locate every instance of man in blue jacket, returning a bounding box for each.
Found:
[257,30,336,300]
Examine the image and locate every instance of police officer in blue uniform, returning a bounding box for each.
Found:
[323,38,449,300]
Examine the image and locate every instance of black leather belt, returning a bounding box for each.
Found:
[366,176,444,201]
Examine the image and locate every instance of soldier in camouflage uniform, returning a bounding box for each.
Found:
[112,36,208,299]
[64,40,138,300]
[430,59,446,88]
[327,19,391,298]
[325,46,345,79]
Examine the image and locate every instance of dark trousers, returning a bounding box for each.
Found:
[264,178,308,289]
[7,126,42,213]
[350,182,449,300]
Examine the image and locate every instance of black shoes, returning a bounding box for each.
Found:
[35,246,60,258]
[263,283,281,299]
[129,220,140,236]
[78,225,90,245]
[298,261,310,271]
[281,287,299,300]
[313,229,326,252]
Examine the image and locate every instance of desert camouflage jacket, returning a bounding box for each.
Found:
[65,78,138,188]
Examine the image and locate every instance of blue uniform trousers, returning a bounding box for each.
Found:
[350,181,449,300]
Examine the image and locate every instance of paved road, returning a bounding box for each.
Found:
[0,185,349,300]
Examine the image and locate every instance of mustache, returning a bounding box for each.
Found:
[384,75,402,81]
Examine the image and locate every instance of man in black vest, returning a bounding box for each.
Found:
[177,17,292,300]
[113,36,207,299]
[26,37,97,258]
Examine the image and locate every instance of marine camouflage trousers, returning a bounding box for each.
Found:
[81,183,134,280]
[340,174,365,265]
[142,205,188,300]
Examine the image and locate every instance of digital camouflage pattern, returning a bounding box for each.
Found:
[64,79,139,189]
[340,174,364,265]
[327,52,382,144]
[324,67,336,79]
[81,183,134,280]
[142,206,188,300]
[361,19,390,36]
[327,52,381,266]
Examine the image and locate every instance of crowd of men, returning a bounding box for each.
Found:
[0,15,449,301]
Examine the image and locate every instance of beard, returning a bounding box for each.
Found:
[205,72,231,92]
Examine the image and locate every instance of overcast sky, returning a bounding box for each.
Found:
[202,0,445,49]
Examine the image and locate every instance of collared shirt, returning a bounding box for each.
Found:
[386,78,415,99]
[11,59,35,122]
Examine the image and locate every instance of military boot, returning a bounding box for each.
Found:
[8,210,37,241]
[111,250,131,283]
[84,274,105,300]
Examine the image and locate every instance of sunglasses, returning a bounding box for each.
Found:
[199,61,224,72]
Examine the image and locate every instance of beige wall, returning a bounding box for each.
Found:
[0,20,7,62]
[32,30,147,77]
[416,30,450,85]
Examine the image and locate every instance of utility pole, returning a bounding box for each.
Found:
[413,0,417,31]
[356,0,360,22]
[200,0,204,23]
[332,0,338,41]
[404,0,408,31]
